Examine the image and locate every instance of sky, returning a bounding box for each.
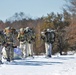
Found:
[0,0,66,21]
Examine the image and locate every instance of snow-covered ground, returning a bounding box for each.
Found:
[0,53,76,75]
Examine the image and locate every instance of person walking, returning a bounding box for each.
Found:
[41,29,55,57]
[17,28,27,58]
[4,27,15,62]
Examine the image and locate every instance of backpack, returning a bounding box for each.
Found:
[45,31,55,44]
[25,28,35,43]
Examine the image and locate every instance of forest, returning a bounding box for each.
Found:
[0,0,76,55]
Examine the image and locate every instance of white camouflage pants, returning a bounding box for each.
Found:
[45,42,52,57]
[20,42,27,58]
[26,43,33,57]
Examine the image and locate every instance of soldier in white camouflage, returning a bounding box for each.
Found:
[25,27,36,57]
[41,28,55,57]
[4,27,16,62]
[17,28,27,58]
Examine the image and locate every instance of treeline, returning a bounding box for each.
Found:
[0,0,76,54]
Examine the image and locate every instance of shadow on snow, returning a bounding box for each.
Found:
[10,59,63,66]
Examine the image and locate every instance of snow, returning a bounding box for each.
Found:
[0,54,76,75]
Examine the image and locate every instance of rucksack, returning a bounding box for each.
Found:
[25,28,35,43]
[45,31,55,44]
